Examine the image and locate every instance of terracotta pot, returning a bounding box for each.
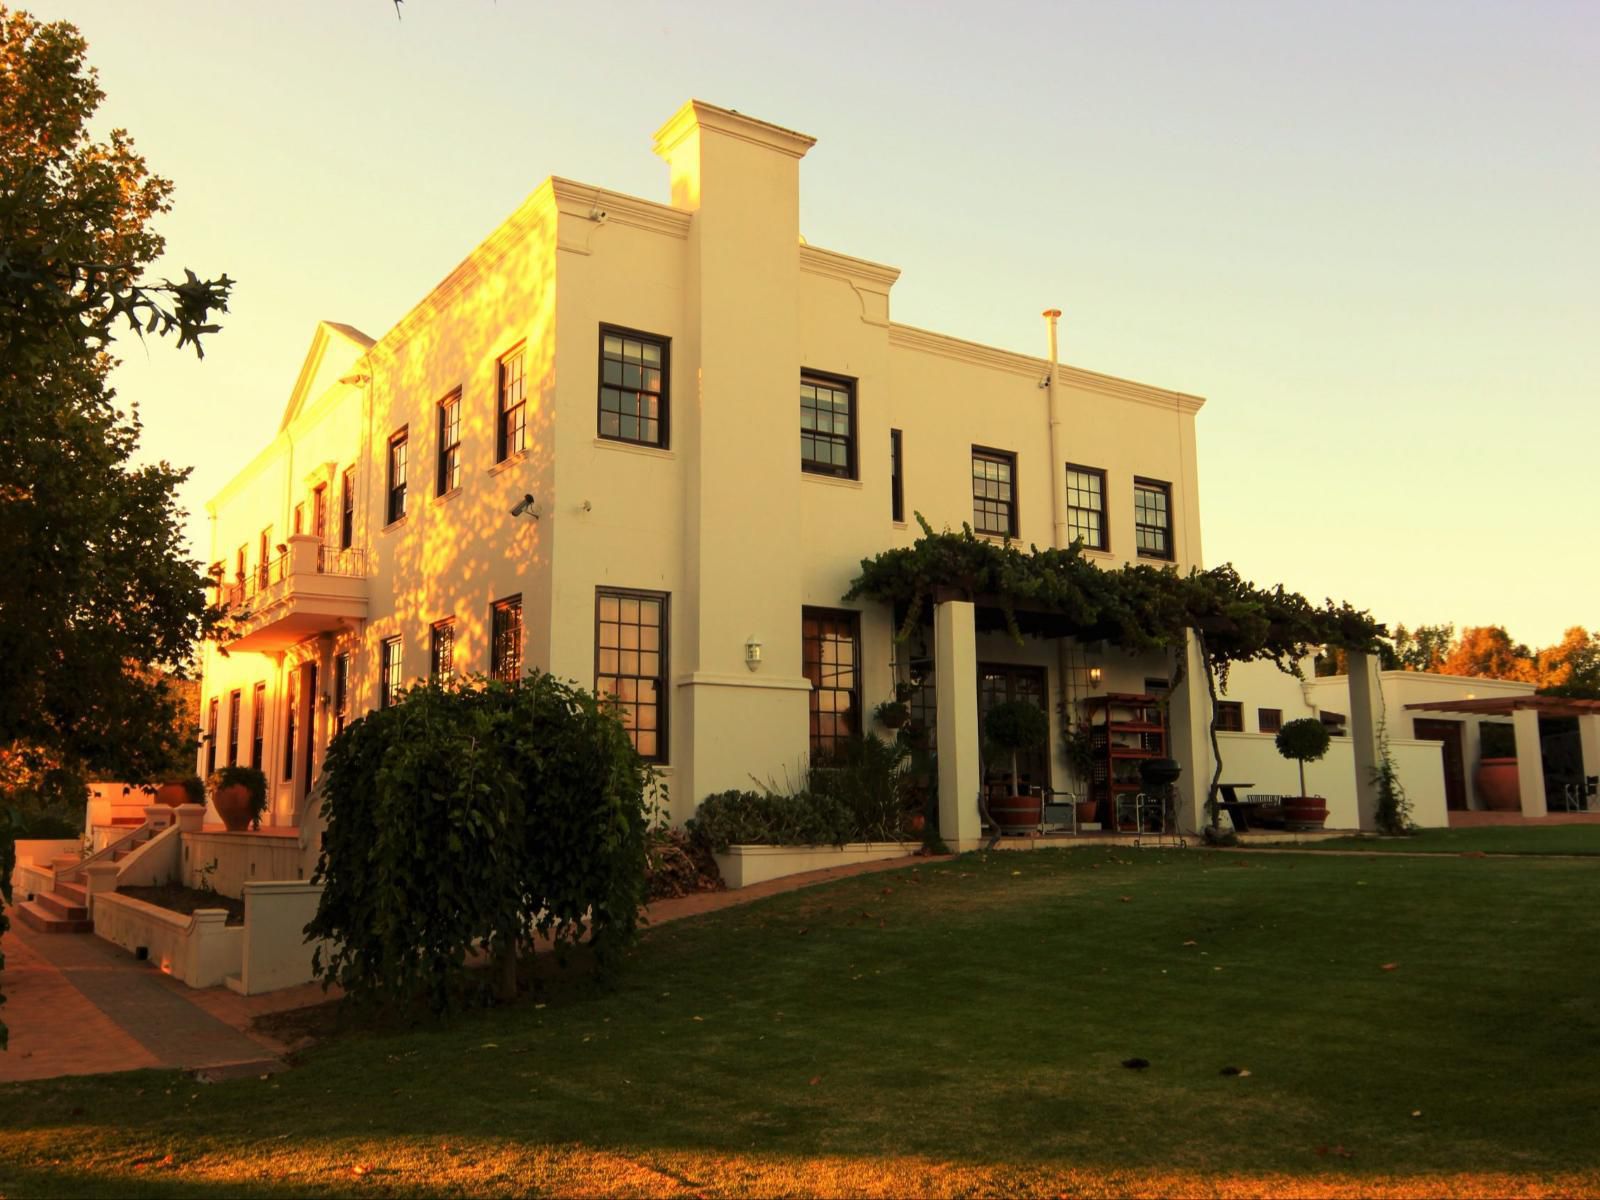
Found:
[990,792,1043,831]
[1076,799,1099,827]
[212,783,255,832]
[154,781,194,808]
[904,812,926,835]
[1475,758,1521,812]
[1280,795,1329,832]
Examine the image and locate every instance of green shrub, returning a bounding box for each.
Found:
[306,672,651,1016]
[207,766,267,828]
[687,789,854,852]
[809,734,909,842]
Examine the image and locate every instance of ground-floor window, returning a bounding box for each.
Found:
[978,663,1050,792]
[803,607,860,762]
[595,588,668,762]
[490,595,522,682]
[1215,701,1244,732]
[333,653,349,735]
[430,619,455,684]
[380,637,402,709]
[1258,707,1283,734]
[250,681,265,769]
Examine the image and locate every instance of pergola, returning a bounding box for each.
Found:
[1404,695,1600,817]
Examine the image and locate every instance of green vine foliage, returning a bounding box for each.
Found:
[1371,720,1414,835]
[306,672,652,1016]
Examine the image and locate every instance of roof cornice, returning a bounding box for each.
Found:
[799,243,901,289]
[888,323,1205,413]
[549,177,690,241]
[653,99,816,161]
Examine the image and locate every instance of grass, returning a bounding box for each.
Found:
[3,847,1599,1197]
[1270,825,1600,856]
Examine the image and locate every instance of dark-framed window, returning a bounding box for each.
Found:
[595,589,668,763]
[283,669,298,781]
[496,345,527,462]
[386,428,408,525]
[430,619,455,684]
[234,546,247,590]
[972,447,1018,538]
[312,483,327,541]
[436,390,462,496]
[205,697,218,776]
[257,528,271,589]
[380,637,402,709]
[293,503,304,535]
[226,689,241,767]
[1134,477,1173,560]
[333,652,349,736]
[1216,701,1244,732]
[598,325,667,448]
[1258,707,1283,735]
[802,607,860,763]
[1066,464,1108,551]
[800,371,856,478]
[339,467,355,549]
[250,682,266,770]
[890,428,904,522]
[491,595,523,682]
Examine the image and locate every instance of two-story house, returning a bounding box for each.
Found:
[197,101,1216,848]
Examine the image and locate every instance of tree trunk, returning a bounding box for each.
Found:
[1199,635,1224,829]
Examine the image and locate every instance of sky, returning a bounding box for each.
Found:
[31,0,1600,649]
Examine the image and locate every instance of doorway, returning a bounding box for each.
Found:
[977,664,1050,795]
[1414,719,1466,810]
[297,661,318,814]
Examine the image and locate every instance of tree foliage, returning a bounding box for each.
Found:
[306,674,653,1016]
[0,8,231,782]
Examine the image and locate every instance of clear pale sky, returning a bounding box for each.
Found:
[33,0,1600,648]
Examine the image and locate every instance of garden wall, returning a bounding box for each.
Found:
[233,881,328,995]
[92,892,242,989]
[713,842,919,889]
[1213,733,1447,830]
[180,831,308,898]
[10,840,81,896]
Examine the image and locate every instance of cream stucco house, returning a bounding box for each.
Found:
[194,100,1402,850]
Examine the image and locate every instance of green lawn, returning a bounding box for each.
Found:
[2,847,1598,1198]
[1273,824,1600,855]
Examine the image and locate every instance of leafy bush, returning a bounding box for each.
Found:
[645,828,723,900]
[306,672,652,1016]
[1371,722,1414,836]
[809,734,909,842]
[163,776,205,806]
[1480,722,1517,759]
[687,789,855,853]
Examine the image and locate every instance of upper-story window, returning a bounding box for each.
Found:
[430,618,455,684]
[491,594,523,682]
[595,589,668,763]
[257,529,271,589]
[1259,707,1283,735]
[598,326,667,448]
[972,447,1018,538]
[386,428,408,525]
[1133,477,1173,560]
[312,483,328,541]
[293,503,304,535]
[890,429,904,521]
[1216,701,1244,732]
[800,371,855,478]
[380,636,402,709]
[1066,465,1108,551]
[497,346,527,462]
[437,390,462,496]
[333,652,350,736]
[339,467,355,549]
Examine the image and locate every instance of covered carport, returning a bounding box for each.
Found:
[1404,695,1600,818]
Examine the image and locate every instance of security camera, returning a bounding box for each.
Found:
[591,208,608,223]
[509,493,538,519]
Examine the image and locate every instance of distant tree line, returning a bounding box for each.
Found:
[1317,625,1600,698]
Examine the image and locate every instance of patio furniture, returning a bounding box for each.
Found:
[1041,789,1080,835]
[1561,776,1598,812]
[1216,781,1256,831]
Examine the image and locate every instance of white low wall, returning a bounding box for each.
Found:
[1213,732,1447,830]
[181,832,307,899]
[236,881,329,995]
[712,842,919,889]
[114,825,182,888]
[10,840,81,894]
[92,892,242,989]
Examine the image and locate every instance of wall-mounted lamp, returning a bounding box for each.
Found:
[275,543,288,555]
[509,492,539,520]
[1087,665,1103,690]
[319,693,332,710]
[745,636,763,671]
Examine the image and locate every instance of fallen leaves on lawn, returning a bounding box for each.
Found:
[1121,1057,1150,1070]
[1381,963,1399,971]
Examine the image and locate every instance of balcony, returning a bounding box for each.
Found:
[218,534,368,652]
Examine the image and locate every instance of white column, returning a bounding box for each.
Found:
[1513,707,1547,818]
[1165,630,1212,831]
[1346,649,1382,831]
[934,600,982,851]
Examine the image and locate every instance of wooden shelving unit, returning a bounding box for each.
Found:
[1084,692,1166,827]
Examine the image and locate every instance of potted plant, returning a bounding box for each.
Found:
[1275,718,1331,830]
[984,700,1049,831]
[1063,721,1099,827]
[152,776,205,808]
[874,682,915,731]
[207,765,269,832]
[1474,721,1520,812]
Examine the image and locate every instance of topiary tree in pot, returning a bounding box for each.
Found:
[1275,717,1331,831]
[984,700,1049,832]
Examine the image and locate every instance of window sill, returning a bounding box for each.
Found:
[1136,551,1175,563]
[593,437,674,460]
[434,486,463,506]
[382,515,409,533]
[488,453,529,477]
[801,471,862,490]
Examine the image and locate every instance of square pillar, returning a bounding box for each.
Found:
[1579,716,1600,808]
[1513,707,1547,818]
[1346,649,1382,831]
[1165,630,1213,831]
[934,600,982,851]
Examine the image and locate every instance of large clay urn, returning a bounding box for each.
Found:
[1475,758,1521,812]
[212,784,255,832]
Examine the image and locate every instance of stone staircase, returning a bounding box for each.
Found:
[15,827,157,935]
